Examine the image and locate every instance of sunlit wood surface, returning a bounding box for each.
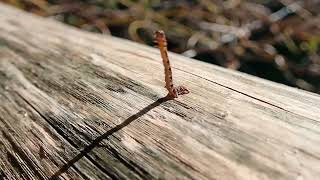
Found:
[0,3,320,180]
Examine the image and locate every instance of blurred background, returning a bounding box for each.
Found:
[1,0,319,94]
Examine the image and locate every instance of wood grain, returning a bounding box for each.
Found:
[0,3,320,180]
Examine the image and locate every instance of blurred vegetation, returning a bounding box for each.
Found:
[1,0,320,94]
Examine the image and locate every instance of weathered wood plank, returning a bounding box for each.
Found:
[0,3,320,180]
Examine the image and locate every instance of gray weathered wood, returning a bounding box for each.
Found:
[0,3,320,180]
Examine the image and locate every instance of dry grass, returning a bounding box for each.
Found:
[1,0,319,93]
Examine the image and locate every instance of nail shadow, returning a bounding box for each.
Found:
[50,97,169,179]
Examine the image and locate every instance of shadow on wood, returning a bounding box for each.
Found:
[50,97,169,179]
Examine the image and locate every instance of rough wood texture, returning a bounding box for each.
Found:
[0,3,320,180]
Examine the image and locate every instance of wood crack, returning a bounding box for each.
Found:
[174,67,318,121]
[1,130,47,180]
